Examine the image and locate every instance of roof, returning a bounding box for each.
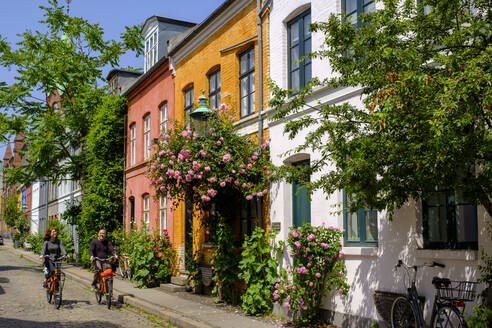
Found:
[105,69,143,82]
[121,55,170,97]
[3,143,12,161]
[141,16,196,34]
[168,0,235,56]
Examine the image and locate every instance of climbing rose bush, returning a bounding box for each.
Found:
[147,104,273,213]
[274,223,349,325]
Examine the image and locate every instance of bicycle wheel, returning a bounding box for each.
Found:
[94,281,102,304]
[117,263,125,279]
[432,305,464,328]
[45,279,52,304]
[105,278,112,309]
[53,278,62,309]
[391,296,419,328]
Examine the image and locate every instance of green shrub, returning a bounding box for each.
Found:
[239,227,280,316]
[26,233,44,254]
[123,229,176,288]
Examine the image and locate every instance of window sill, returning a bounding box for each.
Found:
[416,249,478,262]
[342,246,378,258]
[202,243,217,248]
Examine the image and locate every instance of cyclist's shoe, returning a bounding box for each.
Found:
[90,284,95,291]
[42,280,47,288]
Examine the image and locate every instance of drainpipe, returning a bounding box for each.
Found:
[122,114,127,231]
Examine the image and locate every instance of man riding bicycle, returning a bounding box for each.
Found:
[89,229,118,291]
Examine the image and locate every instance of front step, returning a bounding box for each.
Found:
[159,283,186,293]
[171,276,188,286]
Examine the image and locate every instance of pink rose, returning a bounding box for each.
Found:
[222,153,231,163]
[220,182,226,187]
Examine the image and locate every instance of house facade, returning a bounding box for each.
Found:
[168,0,271,273]
[268,0,491,326]
[122,17,195,239]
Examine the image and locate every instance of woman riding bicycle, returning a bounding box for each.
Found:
[39,228,67,288]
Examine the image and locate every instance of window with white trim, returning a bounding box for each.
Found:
[143,194,150,232]
[144,28,158,72]
[208,69,221,109]
[144,115,151,160]
[288,9,311,93]
[184,87,194,122]
[130,124,136,166]
[239,47,255,117]
[160,195,167,234]
[160,103,168,133]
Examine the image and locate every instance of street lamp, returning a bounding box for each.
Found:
[190,90,213,137]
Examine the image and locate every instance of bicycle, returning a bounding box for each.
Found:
[43,255,66,309]
[391,259,477,328]
[93,257,116,309]
[117,254,131,280]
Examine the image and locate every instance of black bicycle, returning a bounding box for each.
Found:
[391,259,477,328]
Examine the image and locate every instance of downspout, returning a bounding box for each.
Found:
[256,0,271,229]
[122,114,127,231]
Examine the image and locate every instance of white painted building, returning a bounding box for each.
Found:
[268,0,491,326]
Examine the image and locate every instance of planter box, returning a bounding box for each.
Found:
[373,290,425,323]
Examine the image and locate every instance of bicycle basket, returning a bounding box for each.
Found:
[435,280,478,302]
[101,268,115,277]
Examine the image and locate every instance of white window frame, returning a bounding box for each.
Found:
[130,124,136,166]
[143,194,150,231]
[144,27,158,72]
[160,195,167,234]
[144,115,151,160]
[160,103,168,133]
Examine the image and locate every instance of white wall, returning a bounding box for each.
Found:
[269,0,491,325]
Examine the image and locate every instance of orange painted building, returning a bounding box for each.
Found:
[122,17,195,241]
[168,0,271,272]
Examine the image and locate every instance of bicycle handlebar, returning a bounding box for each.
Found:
[93,256,114,262]
[395,259,445,270]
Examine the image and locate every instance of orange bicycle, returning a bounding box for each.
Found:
[44,255,65,309]
[93,257,116,309]
[117,254,131,280]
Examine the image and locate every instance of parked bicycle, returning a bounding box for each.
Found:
[117,254,131,280]
[93,257,116,309]
[43,255,65,309]
[391,259,477,328]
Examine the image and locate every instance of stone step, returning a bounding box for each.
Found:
[171,275,188,286]
[159,283,186,293]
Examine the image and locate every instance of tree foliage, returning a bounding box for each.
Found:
[79,95,127,258]
[0,194,28,229]
[0,0,142,185]
[270,0,492,217]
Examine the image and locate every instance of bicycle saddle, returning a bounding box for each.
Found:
[432,276,451,287]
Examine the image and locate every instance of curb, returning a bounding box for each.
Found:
[3,244,214,328]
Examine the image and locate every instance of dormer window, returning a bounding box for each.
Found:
[144,28,158,72]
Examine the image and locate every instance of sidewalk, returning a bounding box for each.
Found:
[2,240,278,328]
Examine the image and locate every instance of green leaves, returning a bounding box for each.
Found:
[238,228,281,315]
[270,0,492,216]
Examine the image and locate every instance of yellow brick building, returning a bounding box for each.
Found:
[168,0,271,274]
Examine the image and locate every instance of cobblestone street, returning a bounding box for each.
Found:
[0,247,168,328]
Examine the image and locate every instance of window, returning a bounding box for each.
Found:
[144,28,158,72]
[144,115,151,160]
[343,191,378,246]
[239,47,255,117]
[184,87,194,122]
[423,191,478,249]
[342,0,375,27]
[160,195,167,234]
[292,160,311,227]
[288,9,311,93]
[143,194,150,232]
[240,198,256,243]
[208,70,221,109]
[130,124,136,166]
[160,103,168,133]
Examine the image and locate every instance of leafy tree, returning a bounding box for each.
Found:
[1,194,28,229]
[0,0,142,185]
[79,95,127,266]
[269,0,492,217]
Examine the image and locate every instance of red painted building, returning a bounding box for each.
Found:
[124,57,176,238]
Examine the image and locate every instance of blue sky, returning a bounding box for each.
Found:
[0,0,225,157]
